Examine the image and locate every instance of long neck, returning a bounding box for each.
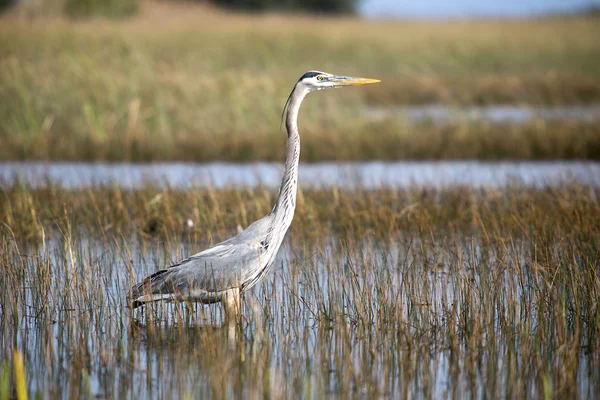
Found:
[272,84,308,231]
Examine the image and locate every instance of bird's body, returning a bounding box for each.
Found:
[130,212,278,308]
[128,71,379,316]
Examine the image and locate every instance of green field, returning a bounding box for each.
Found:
[1,3,600,161]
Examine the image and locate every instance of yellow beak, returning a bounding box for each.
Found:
[333,76,381,86]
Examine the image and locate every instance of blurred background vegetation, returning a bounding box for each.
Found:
[212,0,358,13]
[61,0,358,17]
[64,0,139,18]
[1,0,599,161]
[2,0,360,17]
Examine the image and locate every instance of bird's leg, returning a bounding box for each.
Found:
[223,287,241,324]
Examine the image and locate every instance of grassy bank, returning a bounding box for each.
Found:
[2,119,599,161]
[1,3,600,161]
[1,183,599,397]
[2,182,598,244]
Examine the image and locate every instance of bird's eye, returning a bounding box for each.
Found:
[317,76,323,81]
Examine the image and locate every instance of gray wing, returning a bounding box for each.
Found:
[129,214,274,306]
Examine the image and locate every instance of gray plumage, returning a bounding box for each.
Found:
[128,71,379,312]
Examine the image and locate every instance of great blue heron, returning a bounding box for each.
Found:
[128,71,380,318]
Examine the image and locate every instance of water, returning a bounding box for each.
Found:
[1,161,599,189]
[364,104,600,124]
[2,170,598,397]
[2,232,598,398]
[361,0,600,18]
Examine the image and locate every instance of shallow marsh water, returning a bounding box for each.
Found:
[1,161,599,189]
[1,227,598,399]
[363,104,600,124]
[0,175,598,398]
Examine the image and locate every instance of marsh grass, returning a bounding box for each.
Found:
[1,4,600,161]
[0,183,599,397]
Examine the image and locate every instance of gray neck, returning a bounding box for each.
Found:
[271,83,309,237]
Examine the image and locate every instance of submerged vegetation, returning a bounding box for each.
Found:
[1,4,600,161]
[1,183,599,397]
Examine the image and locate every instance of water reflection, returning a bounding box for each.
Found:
[1,233,597,398]
[364,104,600,123]
[1,161,598,189]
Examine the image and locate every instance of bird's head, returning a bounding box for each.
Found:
[296,70,380,91]
[281,70,380,130]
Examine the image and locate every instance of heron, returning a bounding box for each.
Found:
[128,71,380,319]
